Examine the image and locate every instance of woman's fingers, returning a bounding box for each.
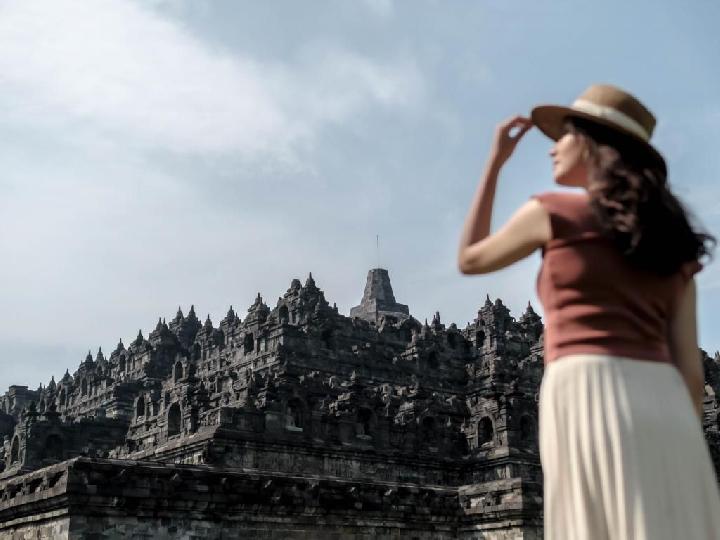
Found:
[503,116,533,138]
[490,115,533,166]
[510,121,533,140]
[500,115,531,129]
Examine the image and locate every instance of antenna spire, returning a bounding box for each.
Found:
[376,234,379,268]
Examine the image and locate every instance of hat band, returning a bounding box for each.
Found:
[570,99,651,141]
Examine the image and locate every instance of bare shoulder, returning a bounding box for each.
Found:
[508,198,552,245]
[457,198,552,275]
[518,197,549,221]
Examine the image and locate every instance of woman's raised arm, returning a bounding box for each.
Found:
[458,115,550,274]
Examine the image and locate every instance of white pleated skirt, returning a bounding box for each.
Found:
[539,353,720,540]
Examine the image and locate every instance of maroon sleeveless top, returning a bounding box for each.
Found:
[531,191,702,366]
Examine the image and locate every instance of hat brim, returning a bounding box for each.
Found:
[530,104,666,172]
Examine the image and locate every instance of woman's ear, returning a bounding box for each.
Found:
[576,134,591,163]
[581,144,590,162]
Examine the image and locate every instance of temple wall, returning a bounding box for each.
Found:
[65,517,456,540]
[0,516,69,540]
[0,459,476,539]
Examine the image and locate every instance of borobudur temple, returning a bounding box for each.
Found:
[1,268,720,539]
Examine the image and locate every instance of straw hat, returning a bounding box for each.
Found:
[531,84,665,170]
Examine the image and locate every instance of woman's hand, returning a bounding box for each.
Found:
[457,114,535,274]
[490,115,533,167]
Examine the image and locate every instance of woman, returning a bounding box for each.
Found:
[458,84,720,540]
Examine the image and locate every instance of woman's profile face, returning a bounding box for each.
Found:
[550,131,588,187]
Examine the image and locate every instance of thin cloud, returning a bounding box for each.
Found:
[0,0,424,159]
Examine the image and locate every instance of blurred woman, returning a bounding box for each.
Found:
[458,84,720,540]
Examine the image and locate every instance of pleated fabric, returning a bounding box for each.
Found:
[539,353,720,540]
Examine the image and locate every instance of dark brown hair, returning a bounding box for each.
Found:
[567,116,716,276]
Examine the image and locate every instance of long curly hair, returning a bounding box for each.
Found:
[566,116,716,276]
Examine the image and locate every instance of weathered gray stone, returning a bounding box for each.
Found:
[0,268,718,538]
[350,268,410,323]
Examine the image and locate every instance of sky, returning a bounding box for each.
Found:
[1,0,719,389]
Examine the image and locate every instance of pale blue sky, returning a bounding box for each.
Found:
[1,0,718,388]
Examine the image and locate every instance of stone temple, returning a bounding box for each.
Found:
[1,269,719,539]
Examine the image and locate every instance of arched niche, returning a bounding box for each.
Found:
[42,434,63,462]
[479,416,494,446]
[243,333,254,355]
[136,395,145,419]
[356,408,373,437]
[173,361,184,382]
[285,399,303,430]
[10,436,20,464]
[167,403,181,437]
